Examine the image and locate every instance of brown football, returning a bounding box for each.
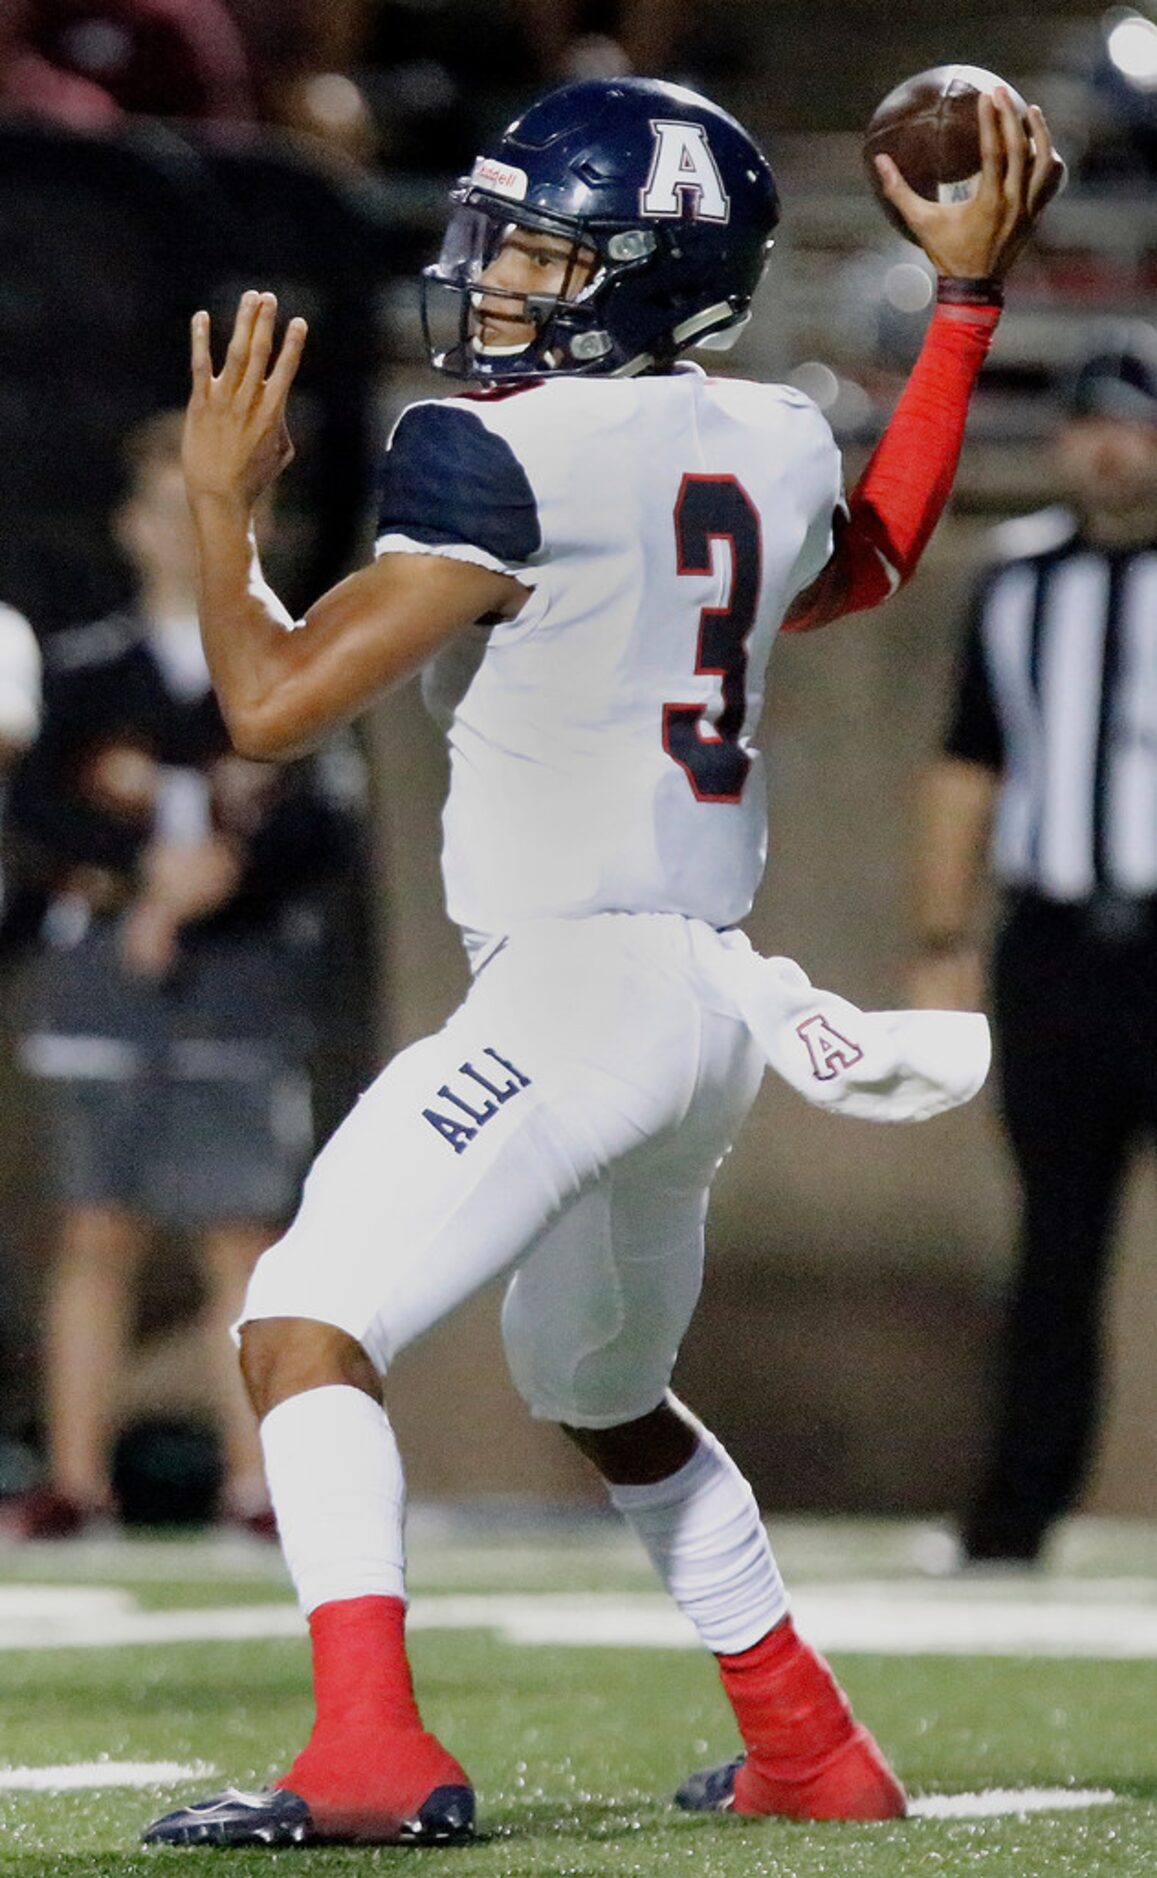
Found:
[863,64,1029,239]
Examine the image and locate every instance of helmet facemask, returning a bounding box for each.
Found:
[422,195,663,381]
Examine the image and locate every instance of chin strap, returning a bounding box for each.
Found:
[783,287,1002,632]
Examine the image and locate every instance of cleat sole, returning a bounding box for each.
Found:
[396,1783,477,1845]
[144,1781,477,1849]
[142,1787,314,1847]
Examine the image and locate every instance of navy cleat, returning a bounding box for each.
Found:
[675,1755,743,1814]
[142,1787,314,1847]
[142,1781,476,1848]
[397,1784,476,1844]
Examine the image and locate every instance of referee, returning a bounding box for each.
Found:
[910,326,1157,1567]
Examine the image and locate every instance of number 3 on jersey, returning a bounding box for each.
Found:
[663,473,762,802]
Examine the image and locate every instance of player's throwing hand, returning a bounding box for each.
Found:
[874,90,1065,280]
[184,290,308,510]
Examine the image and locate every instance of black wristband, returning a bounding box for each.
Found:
[936,276,1004,309]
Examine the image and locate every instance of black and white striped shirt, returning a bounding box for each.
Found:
[945,507,1157,901]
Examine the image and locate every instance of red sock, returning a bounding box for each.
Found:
[718,1618,905,1820]
[275,1595,470,1838]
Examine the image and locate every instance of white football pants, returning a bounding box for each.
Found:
[241,912,764,1426]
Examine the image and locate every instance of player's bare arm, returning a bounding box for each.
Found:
[183,290,526,760]
[907,756,1000,1011]
[784,93,1062,632]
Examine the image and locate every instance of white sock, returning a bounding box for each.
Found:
[260,1385,406,1616]
[608,1426,788,1655]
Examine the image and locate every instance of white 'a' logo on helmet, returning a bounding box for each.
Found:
[640,120,731,224]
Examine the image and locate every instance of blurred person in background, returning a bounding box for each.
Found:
[0,600,42,975]
[225,0,378,166]
[514,0,691,82]
[0,603,42,1493]
[0,409,368,1542]
[140,73,1060,1849]
[0,0,380,166]
[909,327,1157,1568]
[0,0,119,128]
[0,0,253,128]
[0,603,41,809]
[0,600,42,964]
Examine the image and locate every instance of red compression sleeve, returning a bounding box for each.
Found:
[783,299,1001,632]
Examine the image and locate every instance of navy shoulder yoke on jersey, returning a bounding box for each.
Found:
[376,401,542,566]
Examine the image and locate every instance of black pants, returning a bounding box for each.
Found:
[965,893,1157,1553]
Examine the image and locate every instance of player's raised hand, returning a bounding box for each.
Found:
[874,90,1065,281]
[183,290,308,509]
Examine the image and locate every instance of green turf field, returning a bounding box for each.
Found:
[0,1515,1154,1876]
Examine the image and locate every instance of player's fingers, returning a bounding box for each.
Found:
[975,91,1005,200]
[238,294,278,404]
[1042,151,1068,209]
[1027,105,1067,212]
[872,154,932,230]
[189,311,212,395]
[262,315,309,411]
[993,87,1026,210]
[219,290,261,392]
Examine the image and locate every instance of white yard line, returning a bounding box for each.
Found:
[909,1788,1117,1819]
[0,1761,214,1791]
[0,1582,1156,1655]
[0,1762,1119,1819]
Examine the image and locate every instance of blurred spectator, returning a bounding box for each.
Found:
[350,0,713,178]
[0,601,41,928]
[0,0,254,127]
[0,603,41,1499]
[0,410,368,1540]
[513,0,692,82]
[1071,5,1157,188]
[0,603,41,780]
[0,2,385,167]
[909,327,1157,1568]
[225,0,379,165]
[0,0,118,128]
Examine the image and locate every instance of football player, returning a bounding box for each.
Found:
[143,76,1062,1848]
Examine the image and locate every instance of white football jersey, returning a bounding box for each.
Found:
[375,362,840,938]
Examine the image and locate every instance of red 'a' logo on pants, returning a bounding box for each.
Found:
[796,1014,865,1082]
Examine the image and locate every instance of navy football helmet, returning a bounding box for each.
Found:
[422,77,780,382]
